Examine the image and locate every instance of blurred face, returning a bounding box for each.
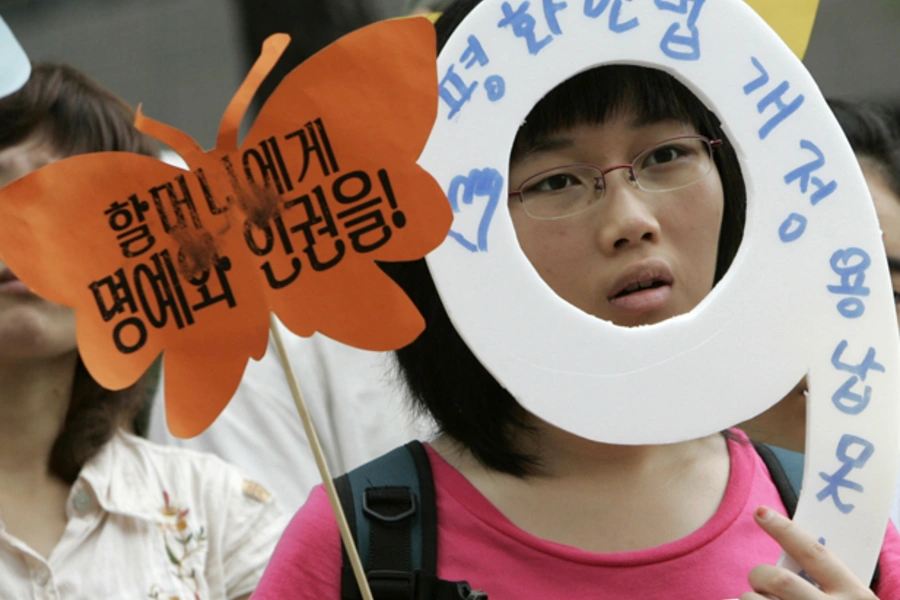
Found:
[0,136,77,361]
[508,115,725,327]
[864,161,900,325]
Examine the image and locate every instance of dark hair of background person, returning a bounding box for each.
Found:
[405,0,457,12]
[0,63,158,484]
[829,98,900,197]
[236,0,376,120]
[381,0,747,476]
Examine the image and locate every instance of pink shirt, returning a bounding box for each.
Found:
[254,433,900,599]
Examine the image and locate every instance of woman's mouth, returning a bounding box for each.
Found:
[614,280,667,297]
[607,260,675,314]
[608,280,672,313]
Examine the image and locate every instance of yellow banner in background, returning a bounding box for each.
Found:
[745,0,820,59]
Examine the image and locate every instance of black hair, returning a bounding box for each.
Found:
[0,63,157,158]
[384,0,746,476]
[829,98,900,198]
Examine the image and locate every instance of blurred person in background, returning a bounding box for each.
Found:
[0,63,284,599]
[406,0,455,15]
[236,0,376,120]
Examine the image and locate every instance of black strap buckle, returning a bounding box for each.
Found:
[368,570,419,600]
[363,487,417,522]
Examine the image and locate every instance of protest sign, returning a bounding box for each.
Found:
[0,19,450,440]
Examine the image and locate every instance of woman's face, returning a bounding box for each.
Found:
[863,162,900,324]
[508,114,725,327]
[0,136,78,361]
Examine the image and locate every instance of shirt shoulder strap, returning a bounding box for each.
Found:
[336,442,484,600]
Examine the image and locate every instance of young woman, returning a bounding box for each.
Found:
[0,64,285,599]
[255,1,900,598]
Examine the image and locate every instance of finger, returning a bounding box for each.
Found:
[748,564,820,600]
[754,505,861,592]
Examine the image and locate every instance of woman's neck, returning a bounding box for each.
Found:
[0,352,77,478]
[431,414,731,553]
[433,413,718,479]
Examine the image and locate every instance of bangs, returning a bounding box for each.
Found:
[511,65,717,161]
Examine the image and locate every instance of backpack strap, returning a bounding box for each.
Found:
[752,442,881,591]
[336,441,487,600]
[753,442,798,516]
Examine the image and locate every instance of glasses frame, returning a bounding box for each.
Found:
[508,134,723,221]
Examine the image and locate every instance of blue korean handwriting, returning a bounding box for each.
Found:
[832,340,885,381]
[817,434,875,514]
[447,168,504,252]
[784,140,838,206]
[831,340,885,415]
[827,248,871,319]
[743,57,805,140]
[583,0,639,33]
[778,213,807,243]
[461,34,489,67]
[498,1,554,54]
[439,66,477,120]
[778,140,838,242]
[743,60,829,244]
[544,0,567,34]
[440,35,507,119]
[655,0,705,60]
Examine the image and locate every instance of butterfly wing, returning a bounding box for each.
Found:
[237,18,451,351]
[245,18,439,167]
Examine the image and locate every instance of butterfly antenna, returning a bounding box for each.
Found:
[217,33,291,151]
[135,105,204,164]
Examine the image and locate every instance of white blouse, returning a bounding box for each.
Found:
[0,432,287,600]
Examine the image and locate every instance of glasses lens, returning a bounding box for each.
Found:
[519,165,603,220]
[633,137,714,193]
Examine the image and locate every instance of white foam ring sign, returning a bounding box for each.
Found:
[0,17,29,99]
[419,0,900,585]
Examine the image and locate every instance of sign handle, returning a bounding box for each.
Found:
[269,314,375,600]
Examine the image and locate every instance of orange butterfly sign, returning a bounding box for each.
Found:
[0,18,451,437]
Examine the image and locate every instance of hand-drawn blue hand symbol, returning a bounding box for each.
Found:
[446,168,503,252]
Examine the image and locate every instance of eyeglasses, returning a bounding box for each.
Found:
[508,135,723,220]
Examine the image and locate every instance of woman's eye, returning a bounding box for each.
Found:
[528,172,582,193]
[644,145,685,166]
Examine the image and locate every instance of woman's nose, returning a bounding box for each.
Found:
[595,175,660,252]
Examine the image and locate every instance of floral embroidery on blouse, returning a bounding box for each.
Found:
[148,490,208,600]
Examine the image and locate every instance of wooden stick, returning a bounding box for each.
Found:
[269,314,374,600]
